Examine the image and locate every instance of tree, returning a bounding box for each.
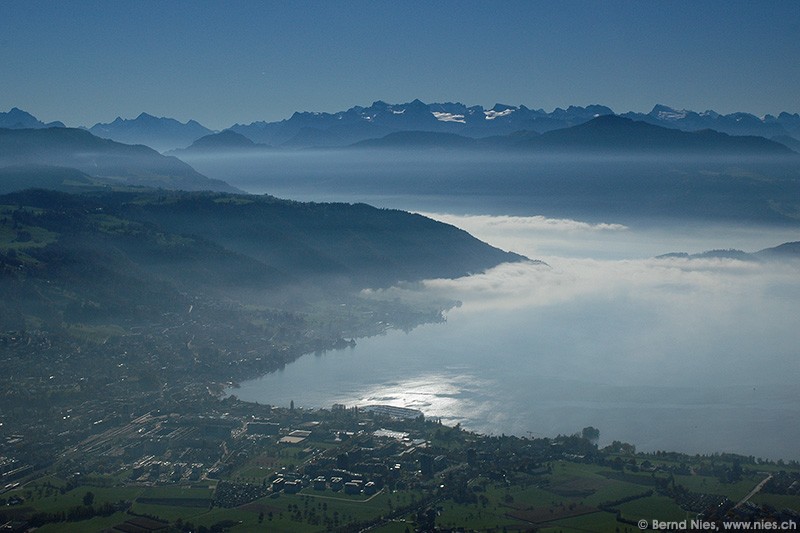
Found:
[82,491,95,506]
[581,426,600,443]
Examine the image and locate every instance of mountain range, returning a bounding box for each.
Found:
[0,114,794,199]
[168,129,268,154]
[352,115,793,155]
[4,101,799,152]
[621,105,800,140]
[88,112,214,153]
[657,241,800,261]
[0,127,238,193]
[0,107,65,129]
[226,100,800,150]
[228,100,614,148]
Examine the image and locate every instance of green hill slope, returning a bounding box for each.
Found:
[0,188,525,330]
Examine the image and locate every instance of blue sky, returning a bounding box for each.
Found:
[2,0,799,130]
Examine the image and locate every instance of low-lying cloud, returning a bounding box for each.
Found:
[417,211,800,261]
[377,255,794,314]
[242,210,800,458]
[364,217,800,390]
[417,212,629,233]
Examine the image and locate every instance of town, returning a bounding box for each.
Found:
[2,391,799,532]
[1,189,799,531]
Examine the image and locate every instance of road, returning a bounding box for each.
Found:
[734,474,773,509]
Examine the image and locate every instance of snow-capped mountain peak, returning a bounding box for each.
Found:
[432,112,466,123]
[484,108,515,120]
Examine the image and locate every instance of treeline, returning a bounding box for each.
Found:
[7,499,130,528]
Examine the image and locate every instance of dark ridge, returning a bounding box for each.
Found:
[531,115,794,154]
[350,130,478,149]
[0,127,240,193]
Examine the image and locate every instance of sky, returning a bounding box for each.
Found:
[2,0,799,130]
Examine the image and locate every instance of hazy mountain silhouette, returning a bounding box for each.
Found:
[657,242,800,261]
[229,100,800,148]
[528,115,794,154]
[0,127,239,192]
[351,130,479,149]
[346,115,794,155]
[0,188,527,293]
[756,241,800,259]
[621,105,799,141]
[229,100,616,147]
[169,130,268,154]
[11,103,800,151]
[89,112,213,152]
[773,135,800,153]
[0,165,98,194]
[0,107,65,129]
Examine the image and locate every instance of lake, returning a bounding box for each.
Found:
[198,151,800,460]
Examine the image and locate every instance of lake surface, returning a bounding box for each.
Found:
[204,151,800,460]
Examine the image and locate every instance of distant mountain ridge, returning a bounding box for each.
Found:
[228,100,800,149]
[0,127,238,193]
[0,188,527,293]
[5,101,800,151]
[0,107,65,129]
[229,100,618,148]
[527,115,792,154]
[351,115,794,155]
[622,104,800,143]
[657,241,800,261]
[88,112,213,153]
[168,130,268,154]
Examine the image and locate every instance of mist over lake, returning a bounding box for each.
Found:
[203,150,800,460]
[181,149,800,227]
